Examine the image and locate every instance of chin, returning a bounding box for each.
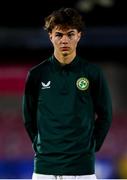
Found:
[62,51,69,56]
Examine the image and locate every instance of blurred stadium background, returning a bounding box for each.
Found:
[0,0,127,178]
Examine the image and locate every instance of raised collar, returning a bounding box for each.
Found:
[50,55,80,71]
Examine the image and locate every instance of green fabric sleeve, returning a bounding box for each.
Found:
[92,67,112,152]
[22,71,38,143]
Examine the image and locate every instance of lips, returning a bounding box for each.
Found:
[61,47,69,51]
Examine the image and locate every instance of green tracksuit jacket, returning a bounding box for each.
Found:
[22,55,112,175]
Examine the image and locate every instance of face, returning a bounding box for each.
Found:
[49,26,81,57]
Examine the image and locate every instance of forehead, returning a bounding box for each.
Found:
[52,26,78,33]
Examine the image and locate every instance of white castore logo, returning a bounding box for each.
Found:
[41,81,51,89]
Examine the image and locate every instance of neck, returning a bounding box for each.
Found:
[54,52,76,65]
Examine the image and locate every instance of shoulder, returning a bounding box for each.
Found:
[30,57,51,74]
[79,56,103,74]
[78,57,106,84]
[25,57,51,83]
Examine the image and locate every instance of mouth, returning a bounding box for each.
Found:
[61,47,69,51]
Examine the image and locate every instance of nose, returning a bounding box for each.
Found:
[61,35,69,43]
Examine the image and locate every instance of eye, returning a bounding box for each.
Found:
[68,33,75,38]
[55,33,62,37]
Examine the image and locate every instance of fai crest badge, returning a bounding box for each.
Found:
[76,77,89,90]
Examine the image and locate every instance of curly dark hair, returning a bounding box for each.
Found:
[44,7,85,33]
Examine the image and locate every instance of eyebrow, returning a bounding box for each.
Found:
[67,31,76,33]
[55,30,76,34]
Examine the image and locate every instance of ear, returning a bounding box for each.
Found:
[49,33,52,41]
[77,32,81,42]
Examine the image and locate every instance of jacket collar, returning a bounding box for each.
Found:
[50,55,80,71]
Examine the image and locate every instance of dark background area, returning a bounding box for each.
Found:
[0,0,127,64]
[0,0,126,27]
[0,0,127,179]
